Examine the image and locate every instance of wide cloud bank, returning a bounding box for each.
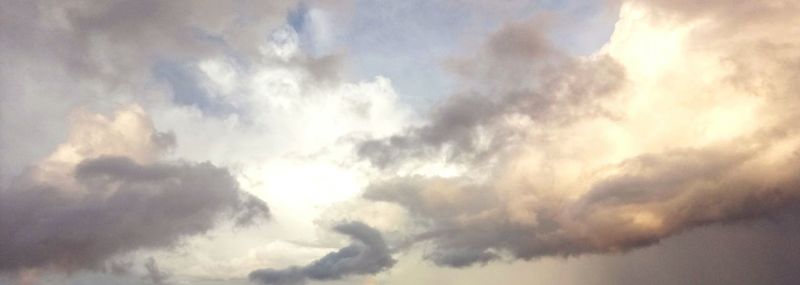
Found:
[359,0,800,267]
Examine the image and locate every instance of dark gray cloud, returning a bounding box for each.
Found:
[249,221,395,285]
[0,156,269,273]
[106,261,134,276]
[143,257,170,285]
[358,18,625,167]
[580,204,800,285]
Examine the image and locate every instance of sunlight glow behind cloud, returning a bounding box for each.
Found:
[2,0,800,285]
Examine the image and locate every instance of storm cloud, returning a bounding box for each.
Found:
[0,106,268,273]
[249,221,395,285]
[359,0,800,267]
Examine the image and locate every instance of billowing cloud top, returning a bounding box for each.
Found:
[360,0,800,267]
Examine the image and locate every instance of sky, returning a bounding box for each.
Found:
[1,0,800,284]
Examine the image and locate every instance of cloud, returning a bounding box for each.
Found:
[249,221,395,285]
[4,0,799,283]
[358,17,625,167]
[0,0,300,181]
[0,0,298,84]
[358,0,800,267]
[17,14,410,282]
[3,0,408,282]
[0,106,268,273]
[143,257,171,285]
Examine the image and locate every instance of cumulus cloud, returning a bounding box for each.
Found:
[359,17,625,166]
[249,221,395,285]
[359,0,800,267]
[0,106,268,273]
